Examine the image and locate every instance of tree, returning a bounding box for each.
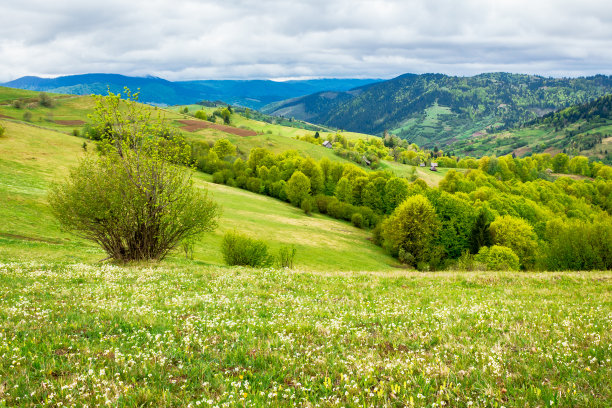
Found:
[470,209,493,254]
[489,215,538,269]
[48,89,220,262]
[334,177,353,203]
[381,194,440,264]
[384,177,410,213]
[286,171,311,207]
[212,138,236,159]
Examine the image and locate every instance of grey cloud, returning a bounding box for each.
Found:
[0,0,611,82]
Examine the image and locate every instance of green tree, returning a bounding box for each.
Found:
[470,209,493,254]
[48,89,220,262]
[489,215,538,269]
[474,245,520,270]
[194,110,207,120]
[299,157,324,194]
[286,171,311,207]
[381,194,440,264]
[384,177,410,213]
[212,138,236,159]
[334,177,353,203]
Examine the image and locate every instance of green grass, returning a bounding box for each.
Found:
[0,263,610,407]
[0,117,395,272]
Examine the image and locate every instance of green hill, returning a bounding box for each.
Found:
[263,73,612,149]
[0,91,396,271]
[449,94,612,162]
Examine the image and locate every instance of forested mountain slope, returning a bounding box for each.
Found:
[263,73,612,147]
[449,93,612,162]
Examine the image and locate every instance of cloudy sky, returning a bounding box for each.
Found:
[1,0,611,82]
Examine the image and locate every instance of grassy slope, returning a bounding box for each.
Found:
[451,119,612,160]
[0,89,450,185]
[0,120,395,271]
[0,262,609,407]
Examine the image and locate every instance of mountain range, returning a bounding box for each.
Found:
[1,74,380,109]
[263,73,612,147]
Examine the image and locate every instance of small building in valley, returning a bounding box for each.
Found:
[322,140,333,149]
[430,162,438,171]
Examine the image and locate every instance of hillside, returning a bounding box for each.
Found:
[263,73,612,148]
[1,74,380,108]
[0,92,396,271]
[449,94,612,162]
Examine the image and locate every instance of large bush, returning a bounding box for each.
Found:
[221,231,273,267]
[541,218,612,270]
[474,245,520,271]
[381,194,440,264]
[49,89,220,262]
[490,215,538,269]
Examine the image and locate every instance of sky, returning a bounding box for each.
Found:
[1,0,611,82]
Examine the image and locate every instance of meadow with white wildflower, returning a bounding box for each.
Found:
[0,262,610,407]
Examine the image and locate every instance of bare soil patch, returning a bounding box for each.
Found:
[54,120,86,126]
[178,120,256,137]
[0,114,12,119]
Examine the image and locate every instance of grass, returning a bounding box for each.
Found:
[0,113,395,272]
[0,262,610,407]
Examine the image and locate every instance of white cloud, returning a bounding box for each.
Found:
[0,0,611,81]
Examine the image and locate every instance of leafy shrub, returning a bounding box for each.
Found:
[277,245,297,268]
[12,99,23,109]
[23,111,32,122]
[39,92,55,108]
[490,215,538,269]
[314,194,334,214]
[541,218,612,270]
[474,245,520,271]
[301,196,315,215]
[48,90,220,262]
[221,231,273,267]
[0,124,5,138]
[246,177,263,193]
[351,212,364,228]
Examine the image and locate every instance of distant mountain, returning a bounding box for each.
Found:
[262,73,612,147]
[1,74,380,108]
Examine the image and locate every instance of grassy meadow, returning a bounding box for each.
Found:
[0,263,610,407]
[1,88,611,407]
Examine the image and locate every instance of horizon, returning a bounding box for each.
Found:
[4,70,612,85]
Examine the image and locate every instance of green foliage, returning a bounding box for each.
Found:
[22,111,32,121]
[48,89,220,262]
[470,209,493,254]
[286,171,311,207]
[38,92,55,108]
[541,218,612,270]
[0,123,5,137]
[490,215,538,269]
[221,231,273,267]
[194,110,207,120]
[300,196,315,215]
[351,212,364,228]
[212,138,236,159]
[384,177,410,213]
[474,245,520,271]
[277,245,297,268]
[381,194,440,264]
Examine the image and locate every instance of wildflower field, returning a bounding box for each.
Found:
[0,263,610,407]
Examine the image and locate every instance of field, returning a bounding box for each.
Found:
[1,88,611,407]
[0,120,394,271]
[0,263,610,407]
